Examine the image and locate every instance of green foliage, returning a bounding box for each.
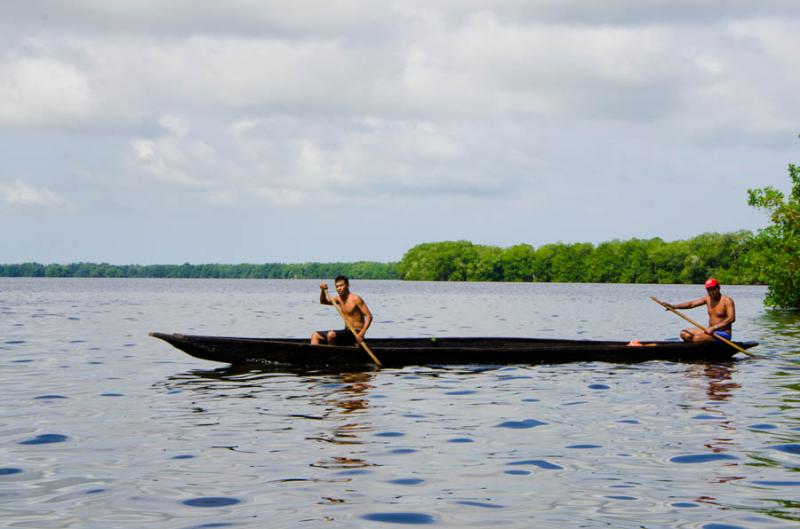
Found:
[1,230,763,286]
[0,261,398,280]
[396,241,479,281]
[44,264,70,277]
[549,243,593,282]
[396,233,755,284]
[0,262,45,277]
[498,244,537,281]
[745,155,800,308]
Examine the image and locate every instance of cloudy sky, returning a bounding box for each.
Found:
[1,1,798,264]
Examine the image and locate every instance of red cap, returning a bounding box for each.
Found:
[704,278,719,289]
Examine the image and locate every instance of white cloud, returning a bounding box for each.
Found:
[2,7,797,130]
[127,115,521,208]
[0,180,72,208]
[399,13,687,119]
[0,56,92,125]
[129,135,216,190]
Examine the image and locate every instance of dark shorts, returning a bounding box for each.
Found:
[316,328,359,346]
[713,330,732,341]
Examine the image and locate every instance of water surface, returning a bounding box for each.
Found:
[1,279,798,528]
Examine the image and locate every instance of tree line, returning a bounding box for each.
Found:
[0,230,789,305]
[0,261,398,280]
[0,232,755,284]
[396,232,755,284]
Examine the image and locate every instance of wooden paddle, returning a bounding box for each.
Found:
[326,291,382,367]
[649,296,754,356]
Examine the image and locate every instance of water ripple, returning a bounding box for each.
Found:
[495,419,546,429]
[361,512,435,524]
[670,453,738,464]
[18,434,69,445]
[769,444,800,455]
[181,497,241,508]
[455,500,505,509]
[2,279,798,529]
[507,459,563,470]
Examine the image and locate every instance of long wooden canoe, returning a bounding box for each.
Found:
[149,332,758,367]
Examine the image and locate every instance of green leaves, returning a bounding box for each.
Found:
[396,233,755,285]
[745,142,800,308]
[0,261,399,280]
[748,186,785,212]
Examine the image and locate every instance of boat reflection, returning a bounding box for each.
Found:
[686,362,740,402]
[159,363,378,393]
[685,362,745,495]
[307,371,378,470]
[686,362,739,447]
[159,364,380,470]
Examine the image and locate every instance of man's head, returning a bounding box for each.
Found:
[334,275,350,295]
[705,277,721,296]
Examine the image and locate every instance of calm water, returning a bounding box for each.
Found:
[1,279,798,529]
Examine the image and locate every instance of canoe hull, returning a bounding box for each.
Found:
[149,332,758,367]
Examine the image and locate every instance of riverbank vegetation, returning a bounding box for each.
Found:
[1,231,756,285]
[0,261,398,280]
[396,232,755,284]
[744,148,800,308]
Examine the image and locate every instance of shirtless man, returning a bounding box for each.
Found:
[663,278,736,343]
[310,275,373,346]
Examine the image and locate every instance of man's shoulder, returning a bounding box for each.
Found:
[349,292,369,305]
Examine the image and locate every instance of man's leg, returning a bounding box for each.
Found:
[326,330,338,345]
[311,331,327,345]
[681,328,715,343]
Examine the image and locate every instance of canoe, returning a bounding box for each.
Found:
[149,332,758,367]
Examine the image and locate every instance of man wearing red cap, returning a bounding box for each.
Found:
[663,278,736,343]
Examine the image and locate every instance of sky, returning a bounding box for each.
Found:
[1,1,799,265]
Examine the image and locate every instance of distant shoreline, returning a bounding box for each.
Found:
[1,231,762,284]
[0,262,398,280]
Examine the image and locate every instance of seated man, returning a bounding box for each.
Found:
[310,275,373,346]
[663,278,735,343]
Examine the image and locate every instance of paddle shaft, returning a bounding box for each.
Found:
[326,291,382,366]
[649,296,752,356]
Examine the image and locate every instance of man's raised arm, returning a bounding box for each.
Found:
[319,282,333,305]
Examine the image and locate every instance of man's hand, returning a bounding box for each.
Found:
[320,282,328,291]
